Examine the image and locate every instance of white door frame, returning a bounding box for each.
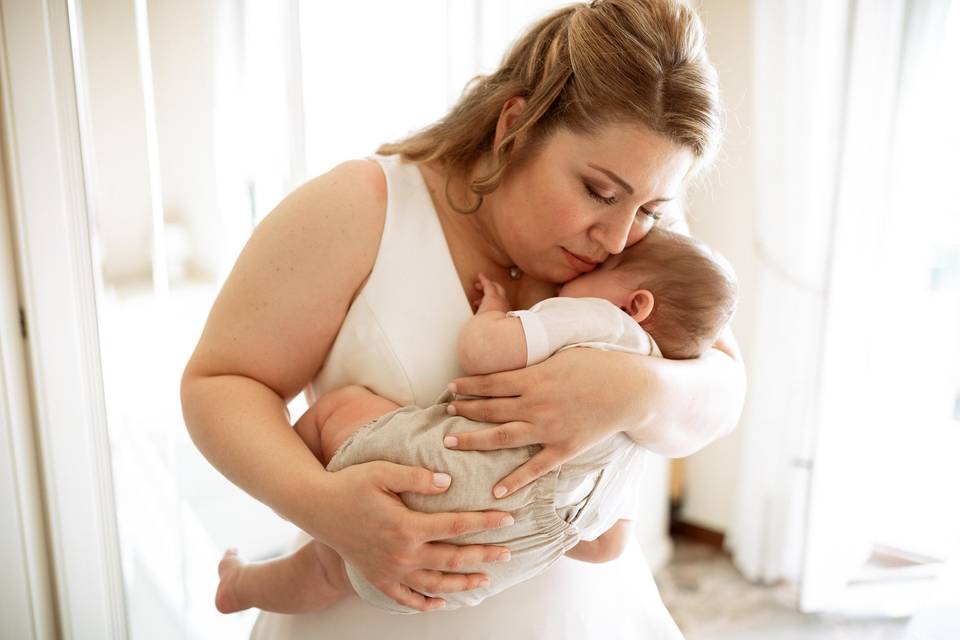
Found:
[0,62,58,640]
[0,0,128,638]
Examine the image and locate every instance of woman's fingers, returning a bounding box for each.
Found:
[384,582,447,612]
[419,542,511,572]
[413,509,515,543]
[447,397,525,425]
[443,421,538,451]
[405,568,490,595]
[374,461,455,496]
[449,368,527,399]
[489,447,564,499]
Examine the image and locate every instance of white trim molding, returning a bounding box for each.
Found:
[0,0,128,637]
[0,67,58,640]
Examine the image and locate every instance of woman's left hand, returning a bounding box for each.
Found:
[445,347,649,499]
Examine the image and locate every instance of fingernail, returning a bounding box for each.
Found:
[494,486,508,498]
[433,473,451,488]
[447,382,458,394]
[446,404,457,415]
[479,578,490,588]
[497,551,511,562]
[499,515,515,528]
[443,436,458,448]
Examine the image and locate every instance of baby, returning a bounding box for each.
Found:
[215,227,737,615]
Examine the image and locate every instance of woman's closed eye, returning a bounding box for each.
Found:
[584,182,617,206]
[584,183,662,221]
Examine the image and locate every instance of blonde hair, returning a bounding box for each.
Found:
[616,228,737,359]
[377,0,720,213]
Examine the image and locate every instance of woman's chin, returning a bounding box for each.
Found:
[548,264,581,285]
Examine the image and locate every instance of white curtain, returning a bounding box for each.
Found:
[212,0,306,264]
[728,0,957,588]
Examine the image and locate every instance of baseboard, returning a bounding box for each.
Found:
[669,519,725,550]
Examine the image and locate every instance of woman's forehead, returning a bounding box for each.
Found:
[550,124,693,191]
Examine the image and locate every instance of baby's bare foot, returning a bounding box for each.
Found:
[215,548,247,614]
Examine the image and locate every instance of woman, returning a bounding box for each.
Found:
[181,1,745,637]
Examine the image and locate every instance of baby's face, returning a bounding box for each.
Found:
[557,258,634,309]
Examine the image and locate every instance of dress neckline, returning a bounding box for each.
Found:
[407,158,476,320]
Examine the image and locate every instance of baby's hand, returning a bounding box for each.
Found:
[474,273,510,314]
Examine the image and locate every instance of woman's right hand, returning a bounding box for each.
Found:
[316,460,515,612]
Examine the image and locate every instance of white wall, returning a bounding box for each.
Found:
[83,0,265,286]
[679,0,758,533]
[147,0,224,281]
[80,0,155,285]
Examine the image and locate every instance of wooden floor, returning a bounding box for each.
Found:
[654,539,911,639]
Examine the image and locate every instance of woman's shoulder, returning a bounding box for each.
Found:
[327,157,387,205]
[305,157,387,225]
[183,158,392,393]
[268,157,389,258]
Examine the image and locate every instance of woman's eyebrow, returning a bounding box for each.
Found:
[586,163,635,194]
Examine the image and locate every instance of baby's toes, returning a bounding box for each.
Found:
[218,548,240,578]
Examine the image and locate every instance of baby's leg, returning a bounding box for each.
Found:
[216,387,400,614]
[564,519,633,563]
[292,385,401,466]
[216,539,354,614]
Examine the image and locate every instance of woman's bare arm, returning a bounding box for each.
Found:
[623,324,745,455]
[181,159,511,611]
[182,159,383,525]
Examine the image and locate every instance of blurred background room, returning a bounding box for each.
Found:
[0,0,957,638]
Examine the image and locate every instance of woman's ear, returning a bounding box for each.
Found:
[625,289,654,323]
[494,96,528,153]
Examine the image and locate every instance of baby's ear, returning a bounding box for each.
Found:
[625,289,654,323]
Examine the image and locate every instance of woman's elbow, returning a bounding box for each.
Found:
[179,364,230,442]
[180,367,210,440]
[567,540,627,564]
[593,542,627,563]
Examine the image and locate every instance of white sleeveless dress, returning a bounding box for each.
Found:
[249,154,683,640]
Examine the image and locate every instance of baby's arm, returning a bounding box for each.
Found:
[459,278,636,561]
[564,519,632,563]
[457,273,528,375]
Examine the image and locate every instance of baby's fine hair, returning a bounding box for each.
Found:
[617,228,737,359]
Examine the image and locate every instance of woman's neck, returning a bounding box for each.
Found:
[420,159,514,273]
[418,158,561,310]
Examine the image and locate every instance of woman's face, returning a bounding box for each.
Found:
[486,121,694,284]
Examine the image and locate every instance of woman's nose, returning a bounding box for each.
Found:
[589,209,638,255]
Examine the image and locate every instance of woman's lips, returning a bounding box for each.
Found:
[562,248,598,273]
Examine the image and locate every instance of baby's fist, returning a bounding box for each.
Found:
[475,273,510,313]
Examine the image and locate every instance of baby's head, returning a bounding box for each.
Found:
[557,228,738,359]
